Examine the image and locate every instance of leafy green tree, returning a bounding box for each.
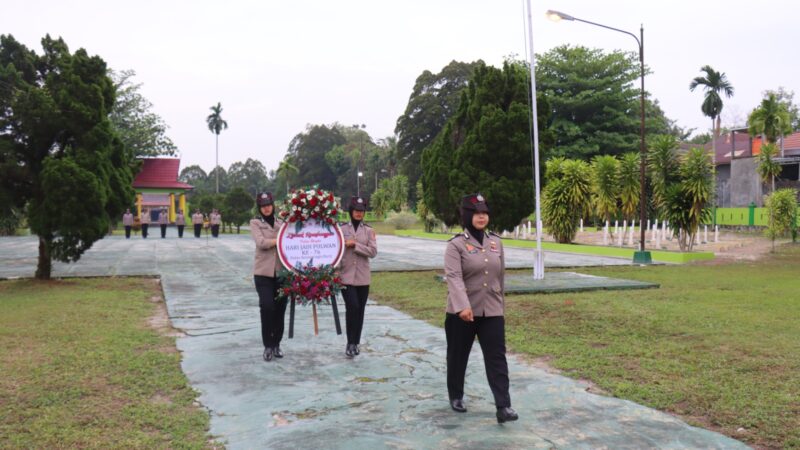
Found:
[414,180,438,232]
[748,93,792,148]
[286,124,346,191]
[536,45,671,160]
[206,102,228,193]
[207,166,229,194]
[395,60,481,203]
[0,35,135,279]
[690,65,734,166]
[276,157,299,195]
[228,158,268,196]
[179,165,209,197]
[757,143,781,194]
[590,155,619,228]
[763,87,800,131]
[421,61,550,231]
[225,187,254,233]
[764,188,798,250]
[541,158,591,243]
[371,175,409,217]
[618,153,641,221]
[108,69,177,157]
[647,134,681,218]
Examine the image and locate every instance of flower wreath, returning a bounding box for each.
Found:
[276,186,344,306]
[278,186,339,233]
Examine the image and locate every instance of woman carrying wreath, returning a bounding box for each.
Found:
[339,196,378,357]
[443,193,518,423]
[251,192,287,362]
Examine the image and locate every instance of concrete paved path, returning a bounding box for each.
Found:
[0,234,747,449]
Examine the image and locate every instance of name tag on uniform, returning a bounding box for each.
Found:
[490,241,499,252]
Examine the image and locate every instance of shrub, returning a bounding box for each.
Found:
[385,210,418,230]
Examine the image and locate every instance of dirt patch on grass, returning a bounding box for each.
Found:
[145,278,186,343]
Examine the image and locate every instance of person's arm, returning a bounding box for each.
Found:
[354,228,378,258]
[444,241,472,319]
[250,220,276,250]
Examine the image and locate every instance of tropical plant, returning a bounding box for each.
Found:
[764,188,798,251]
[590,155,619,229]
[415,181,439,232]
[618,153,641,221]
[541,158,591,243]
[757,143,782,194]
[748,93,793,154]
[663,148,713,251]
[276,157,299,194]
[689,65,734,166]
[206,102,228,193]
[647,134,681,217]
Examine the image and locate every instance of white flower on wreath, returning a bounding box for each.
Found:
[302,208,308,214]
[292,193,297,199]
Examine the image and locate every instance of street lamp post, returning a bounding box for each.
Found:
[525,0,545,280]
[352,124,367,198]
[375,168,388,191]
[547,10,651,264]
[357,171,363,196]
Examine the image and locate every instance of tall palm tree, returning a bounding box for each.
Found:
[276,158,299,195]
[689,65,734,168]
[618,153,641,222]
[590,155,619,233]
[647,134,681,218]
[748,93,792,156]
[206,102,228,193]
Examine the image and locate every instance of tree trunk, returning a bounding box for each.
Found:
[35,235,52,280]
[215,134,220,194]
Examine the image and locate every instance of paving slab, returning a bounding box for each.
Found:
[0,234,747,449]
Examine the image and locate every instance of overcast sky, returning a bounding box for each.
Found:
[3,0,798,174]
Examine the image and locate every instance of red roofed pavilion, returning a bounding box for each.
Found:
[132,158,193,223]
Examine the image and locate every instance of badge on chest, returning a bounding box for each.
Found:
[465,243,479,254]
[490,240,499,252]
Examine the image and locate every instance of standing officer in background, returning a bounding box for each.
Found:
[339,196,378,357]
[175,209,186,238]
[444,193,518,424]
[140,208,150,239]
[192,209,204,238]
[210,208,222,238]
[158,208,168,238]
[250,192,286,362]
[122,209,134,239]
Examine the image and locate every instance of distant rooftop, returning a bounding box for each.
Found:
[132,158,193,190]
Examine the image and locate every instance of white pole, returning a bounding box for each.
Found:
[715,225,719,243]
[704,225,708,244]
[603,222,609,246]
[580,218,584,233]
[628,223,634,246]
[614,220,619,235]
[526,0,544,280]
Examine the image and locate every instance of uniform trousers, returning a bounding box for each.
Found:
[211,224,220,237]
[141,224,149,238]
[124,226,131,239]
[445,313,511,408]
[254,275,287,348]
[194,224,202,237]
[177,225,184,238]
[160,224,167,238]
[342,285,369,345]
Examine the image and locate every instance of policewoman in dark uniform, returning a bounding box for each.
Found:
[339,196,378,357]
[250,192,287,362]
[444,193,518,423]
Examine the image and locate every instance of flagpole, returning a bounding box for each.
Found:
[526,0,544,279]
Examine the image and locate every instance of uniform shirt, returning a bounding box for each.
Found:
[175,213,185,225]
[339,222,378,286]
[250,216,285,277]
[210,212,222,225]
[158,211,168,224]
[444,230,505,317]
[191,213,204,225]
[140,213,151,225]
[122,213,133,226]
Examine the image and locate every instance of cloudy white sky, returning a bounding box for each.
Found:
[3,0,798,174]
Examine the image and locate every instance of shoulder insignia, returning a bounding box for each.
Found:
[447,233,463,242]
[489,231,501,238]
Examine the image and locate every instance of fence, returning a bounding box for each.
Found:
[713,204,800,227]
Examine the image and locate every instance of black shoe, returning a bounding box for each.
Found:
[273,346,284,358]
[450,398,467,413]
[353,344,360,355]
[496,407,518,423]
[345,344,355,357]
[263,347,273,362]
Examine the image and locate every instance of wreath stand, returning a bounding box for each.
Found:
[288,295,342,338]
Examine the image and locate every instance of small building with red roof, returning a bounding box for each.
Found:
[702,129,800,206]
[132,158,193,223]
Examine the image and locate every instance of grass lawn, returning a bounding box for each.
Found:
[0,277,216,449]
[370,244,800,449]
